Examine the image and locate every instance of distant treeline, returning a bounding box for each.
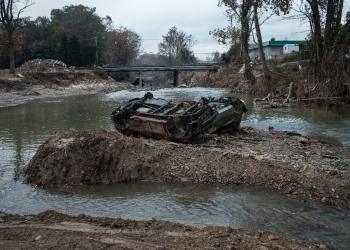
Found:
[0,4,142,69]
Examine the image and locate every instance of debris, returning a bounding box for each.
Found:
[298,138,310,144]
[17,59,74,72]
[111,92,247,143]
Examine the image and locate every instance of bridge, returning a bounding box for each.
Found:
[103,64,221,86]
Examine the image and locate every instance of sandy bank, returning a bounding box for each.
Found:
[0,71,135,108]
[24,129,350,209]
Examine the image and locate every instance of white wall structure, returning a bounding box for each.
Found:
[283,44,300,54]
[248,40,305,60]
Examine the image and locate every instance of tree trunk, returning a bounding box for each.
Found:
[241,0,255,85]
[7,29,16,74]
[324,0,344,51]
[253,1,273,93]
[308,0,323,67]
[324,0,333,50]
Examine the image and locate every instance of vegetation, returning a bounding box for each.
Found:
[0,4,143,70]
[0,0,35,74]
[212,0,350,103]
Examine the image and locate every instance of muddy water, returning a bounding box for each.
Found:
[1,87,350,248]
[1,181,350,248]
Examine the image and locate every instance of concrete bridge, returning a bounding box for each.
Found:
[103,64,221,86]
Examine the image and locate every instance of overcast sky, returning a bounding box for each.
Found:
[24,0,350,60]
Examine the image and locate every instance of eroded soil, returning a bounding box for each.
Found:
[0,71,135,107]
[0,210,319,250]
[24,128,350,209]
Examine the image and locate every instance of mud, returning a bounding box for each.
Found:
[0,210,319,250]
[24,128,350,210]
[0,71,135,108]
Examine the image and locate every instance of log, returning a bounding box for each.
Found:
[301,97,341,101]
[283,82,294,104]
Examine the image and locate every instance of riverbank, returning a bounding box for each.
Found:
[196,61,350,106]
[0,71,135,108]
[0,210,319,250]
[24,128,350,210]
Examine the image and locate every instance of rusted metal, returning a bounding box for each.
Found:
[111,92,247,143]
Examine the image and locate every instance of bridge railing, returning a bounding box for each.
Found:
[102,62,225,68]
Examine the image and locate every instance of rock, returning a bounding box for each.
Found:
[226,224,232,233]
[180,178,189,183]
[143,141,156,147]
[25,216,33,221]
[298,138,310,144]
[35,235,42,241]
[319,244,327,249]
[268,235,280,240]
[283,189,292,194]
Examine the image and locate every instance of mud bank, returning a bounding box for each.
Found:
[0,71,135,108]
[0,210,318,250]
[24,129,350,209]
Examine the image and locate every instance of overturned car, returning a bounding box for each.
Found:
[111,92,247,143]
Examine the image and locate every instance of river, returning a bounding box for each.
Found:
[0,87,349,248]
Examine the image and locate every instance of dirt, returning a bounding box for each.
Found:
[0,71,136,107]
[0,210,320,250]
[196,61,350,106]
[1,68,349,249]
[24,128,350,210]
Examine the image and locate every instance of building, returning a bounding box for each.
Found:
[248,40,305,59]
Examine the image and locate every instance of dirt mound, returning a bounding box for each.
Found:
[24,129,350,209]
[25,130,160,187]
[17,59,74,72]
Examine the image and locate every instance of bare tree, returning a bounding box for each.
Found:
[218,0,255,84]
[285,0,344,82]
[0,0,34,74]
[252,0,290,92]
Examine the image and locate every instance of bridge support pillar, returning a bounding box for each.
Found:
[173,70,181,86]
[138,72,143,88]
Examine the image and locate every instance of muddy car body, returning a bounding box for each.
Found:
[111,92,247,142]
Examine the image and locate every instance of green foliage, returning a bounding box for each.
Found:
[58,32,69,65]
[221,42,242,64]
[0,4,112,68]
[69,35,82,66]
[81,45,96,66]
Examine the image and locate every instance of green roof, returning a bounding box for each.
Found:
[249,40,306,50]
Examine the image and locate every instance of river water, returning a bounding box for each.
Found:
[1,87,350,248]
